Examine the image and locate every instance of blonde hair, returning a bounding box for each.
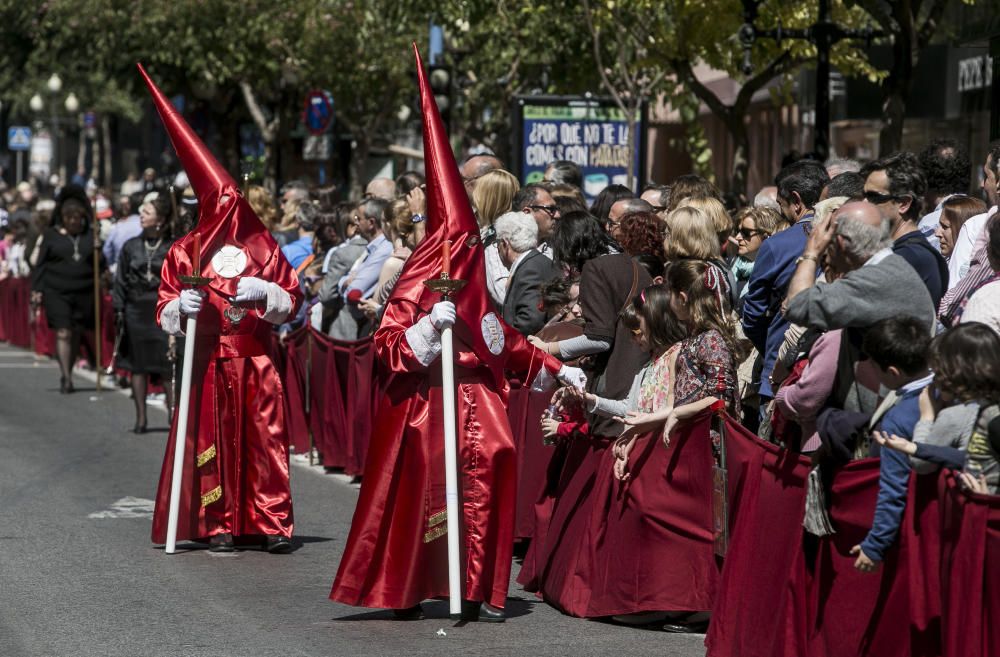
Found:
[247,185,277,231]
[734,205,788,237]
[683,196,733,247]
[472,169,520,227]
[388,199,415,242]
[664,206,721,260]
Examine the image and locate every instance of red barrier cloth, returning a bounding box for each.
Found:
[705,418,812,657]
[940,474,1000,657]
[0,278,31,347]
[276,328,311,456]
[507,387,559,540]
[329,336,379,477]
[584,413,719,616]
[306,330,348,468]
[517,433,611,611]
[707,418,950,657]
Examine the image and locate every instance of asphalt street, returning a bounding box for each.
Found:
[0,343,706,657]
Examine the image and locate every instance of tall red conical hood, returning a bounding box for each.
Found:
[386,45,504,379]
[137,63,278,295]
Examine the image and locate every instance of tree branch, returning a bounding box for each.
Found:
[670,57,731,123]
[239,81,276,142]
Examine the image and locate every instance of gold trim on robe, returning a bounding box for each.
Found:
[423,508,448,543]
[196,445,217,468]
[201,485,222,507]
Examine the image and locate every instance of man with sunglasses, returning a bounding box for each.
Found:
[861,152,948,307]
[512,184,560,259]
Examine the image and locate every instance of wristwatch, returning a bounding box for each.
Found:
[411,213,426,223]
[796,252,819,266]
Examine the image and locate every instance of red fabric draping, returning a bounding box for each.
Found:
[305,331,380,475]
[507,387,560,540]
[274,327,384,476]
[940,474,1000,657]
[0,278,32,347]
[706,415,997,657]
[275,328,311,456]
[583,413,719,616]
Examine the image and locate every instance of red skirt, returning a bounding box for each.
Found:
[585,414,719,616]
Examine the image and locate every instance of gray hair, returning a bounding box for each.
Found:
[752,189,780,211]
[825,157,862,177]
[494,211,539,253]
[835,211,892,261]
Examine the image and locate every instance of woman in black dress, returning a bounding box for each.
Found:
[112,192,175,433]
[31,186,103,394]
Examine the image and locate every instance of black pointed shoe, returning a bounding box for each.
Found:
[460,600,505,623]
[209,533,234,552]
[265,536,292,554]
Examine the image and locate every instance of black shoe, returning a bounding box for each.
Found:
[392,604,424,620]
[662,619,709,634]
[59,377,74,394]
[460,600,505,623]
[265,536,292,554]
[209,533,234,552]
[133,422,147,434]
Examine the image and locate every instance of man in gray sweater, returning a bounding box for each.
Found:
[784,201,936,333]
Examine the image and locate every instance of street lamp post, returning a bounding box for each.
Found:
[29,74,79,184]
[739,0,881,161]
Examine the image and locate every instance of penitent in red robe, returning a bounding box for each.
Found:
[150,241,302,544]
[330,298,562,610]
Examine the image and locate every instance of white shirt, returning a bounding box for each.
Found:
[962,279,1000,335]
[505,249,533,282]
[949,205,997,289]
[864,247,894,267]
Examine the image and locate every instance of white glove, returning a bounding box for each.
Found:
[179,289,205,316]
[232,276,269,303]
[430,300,456,330]
[557,365,587,390]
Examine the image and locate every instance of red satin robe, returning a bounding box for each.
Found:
[330,300,561,610]
[151,247,302,544]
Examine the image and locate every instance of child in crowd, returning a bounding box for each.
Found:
[554,284,685,480]
[847,317,934,574]
[873,321,1000,495]
[618,259,738,450]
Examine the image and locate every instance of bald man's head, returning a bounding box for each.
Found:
[365,177,396,201]
[832,201,892,267]
[460,154,504,192]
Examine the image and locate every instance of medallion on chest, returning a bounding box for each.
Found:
[211,245,250,327]
[481,312,505,355]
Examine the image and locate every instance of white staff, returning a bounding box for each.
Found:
[166,237,210,554]
[425,243,465,618]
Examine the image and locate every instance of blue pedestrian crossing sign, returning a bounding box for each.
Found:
[8,126,32,152]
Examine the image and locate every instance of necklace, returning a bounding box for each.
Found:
[143,237,163,283]
[65,232,82,262]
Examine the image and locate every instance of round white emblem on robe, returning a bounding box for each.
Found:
[481,312,505,355]
[210,245,248,279]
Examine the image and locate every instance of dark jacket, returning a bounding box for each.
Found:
[501,249,556,336]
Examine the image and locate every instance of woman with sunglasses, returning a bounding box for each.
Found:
[729,206,788,305]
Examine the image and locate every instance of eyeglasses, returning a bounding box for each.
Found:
[529,204,558,217]
[737,227,763,240]
[864,190,909,205]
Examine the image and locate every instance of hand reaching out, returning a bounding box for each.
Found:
[850,544,880,574]
[872,430,917,456]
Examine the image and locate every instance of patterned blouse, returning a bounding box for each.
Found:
[672,329,737,409]
[637,346,675,413]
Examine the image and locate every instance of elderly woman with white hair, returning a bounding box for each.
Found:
[495,211,557,336]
